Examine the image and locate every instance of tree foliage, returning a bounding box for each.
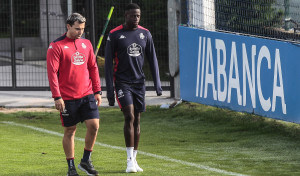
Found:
[215,0,284,37]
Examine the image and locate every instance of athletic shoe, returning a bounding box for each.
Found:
[67,166,79,176]
[78,160,99,176]
[126,158,137,173]
[134,159,143,172]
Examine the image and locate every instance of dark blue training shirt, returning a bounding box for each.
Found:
[105,25,162,99]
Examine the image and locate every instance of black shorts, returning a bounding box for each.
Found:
[60,94,100,127]
[115,82,146,112]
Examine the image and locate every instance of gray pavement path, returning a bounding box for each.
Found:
[0,91,175,108]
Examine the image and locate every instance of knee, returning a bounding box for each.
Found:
[123,105,135,125]
[124,114,134,125]
[64,126,76,138]
[89,123,99,133]
[86,119,99,133]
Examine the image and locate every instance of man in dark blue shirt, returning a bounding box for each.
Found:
[105,3,162,173]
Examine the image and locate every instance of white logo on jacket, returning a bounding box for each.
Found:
[127,43,142,57]
[71,52,86,65]
[82,43,86,49]
[119,35,126,39]
[139,33,145,39]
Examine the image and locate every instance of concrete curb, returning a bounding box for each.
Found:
[0,91,175,108]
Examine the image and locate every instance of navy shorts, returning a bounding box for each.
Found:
[115,82,146,112]
[60,94,100,127]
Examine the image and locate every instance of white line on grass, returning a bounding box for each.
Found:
[1,121,248,176]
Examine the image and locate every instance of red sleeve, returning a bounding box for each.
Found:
[87,42,101,93]
[47,43,61,98]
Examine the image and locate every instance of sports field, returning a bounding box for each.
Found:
[1,102,300,176]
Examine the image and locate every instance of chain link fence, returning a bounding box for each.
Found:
[182,0,300,43]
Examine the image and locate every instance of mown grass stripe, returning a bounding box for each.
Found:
[1,121,248,176]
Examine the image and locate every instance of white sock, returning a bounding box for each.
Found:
[126,147,134,160]
[133,150,137,160]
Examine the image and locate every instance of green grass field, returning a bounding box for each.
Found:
[1,102,300,176]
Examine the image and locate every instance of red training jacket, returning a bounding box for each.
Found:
[47,33,101,100]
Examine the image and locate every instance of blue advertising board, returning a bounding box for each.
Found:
[179,26,300,123]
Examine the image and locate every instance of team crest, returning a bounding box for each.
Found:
[127,43,142,57]
[71,52,86,65]
[118,89,124,98]
[82,43,86,49]
[139,33,145,39]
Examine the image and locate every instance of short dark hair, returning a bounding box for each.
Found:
[125,3,140,11]
[66,13,86,26]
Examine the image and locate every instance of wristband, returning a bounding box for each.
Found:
[54,97,62,101]
[94,91,102,95]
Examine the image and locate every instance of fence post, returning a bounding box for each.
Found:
[46,0,50,46]
[90,0,96,50]
[168,0,181,99]
[10,0,16,88]
[284,0,291,30]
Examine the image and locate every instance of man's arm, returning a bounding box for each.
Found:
[47,43,63,99]
[145,32,162,96]
[105,34,115,106]
[47,43,65,111]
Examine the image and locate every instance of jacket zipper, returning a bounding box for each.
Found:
[74,40,77,50]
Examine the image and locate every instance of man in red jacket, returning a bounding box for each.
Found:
[47,13,101,176]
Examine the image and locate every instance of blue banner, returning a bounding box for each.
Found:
[179,26,300,123]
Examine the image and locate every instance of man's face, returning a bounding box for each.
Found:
[67,21,85,39]
[125,9,141,29]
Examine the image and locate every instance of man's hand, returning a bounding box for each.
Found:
[55,98,65,112]
[94,94,102,107]
[156,87,163,96]
[108,97,115,106]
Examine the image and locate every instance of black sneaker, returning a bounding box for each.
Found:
[78,160,99,176]
[67,166,79,176]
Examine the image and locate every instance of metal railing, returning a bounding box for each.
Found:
[0,0,171,92]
